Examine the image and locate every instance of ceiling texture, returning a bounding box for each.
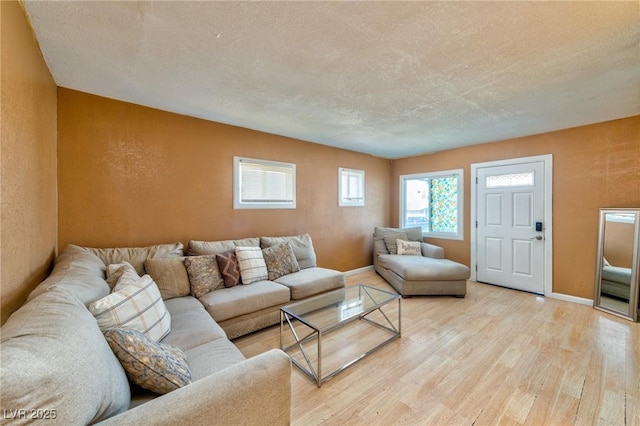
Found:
[22,1,640,159]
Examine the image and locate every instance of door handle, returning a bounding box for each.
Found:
[530,235,543,241]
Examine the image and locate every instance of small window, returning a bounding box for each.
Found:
[399,169,463,240]
[339,168,365,207]
[485,172,534,188]
[234,157,296,209]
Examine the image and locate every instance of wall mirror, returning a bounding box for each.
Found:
[593,208,640,321]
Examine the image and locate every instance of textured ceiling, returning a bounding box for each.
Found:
[22,1,640,159]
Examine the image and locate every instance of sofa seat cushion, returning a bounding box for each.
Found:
[0,288,130,424]
[198,281,291,322]
[162,296,228,351]
[185,338,246,381]
[274,267,345,300]
[378,255,470,281]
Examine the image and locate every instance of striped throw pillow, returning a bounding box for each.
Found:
[89,274,171,342]
[235,246,268,284]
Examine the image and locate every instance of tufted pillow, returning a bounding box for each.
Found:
[184,255,225,298]
[235,246,269,284]
[383,231,409,254]
[89,275,171,342]
[143,257,191,300]
[104,328,192,394]
[397,240,422,256]
[216,250,242,288]
[262,242,300,280]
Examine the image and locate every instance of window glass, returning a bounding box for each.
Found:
[400,169,463,240]
[339,168,365,206]
[234,157,296,209]
[485,172,533,188]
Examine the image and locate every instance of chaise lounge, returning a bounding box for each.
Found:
[373,226,471,297]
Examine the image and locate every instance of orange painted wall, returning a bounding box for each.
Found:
[57,89,391,272]
[391,116,640,299]
[0,1,58,325]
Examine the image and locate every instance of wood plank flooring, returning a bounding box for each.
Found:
[233,270,640,425]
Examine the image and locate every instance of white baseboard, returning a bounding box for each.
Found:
[344,265,374,276]
[549,292,593,306]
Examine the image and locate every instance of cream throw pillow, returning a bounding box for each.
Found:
[89,274,171,342]
[235,246,268,284]
[397,240,422,256]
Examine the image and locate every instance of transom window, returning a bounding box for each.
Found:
[399,169,464,240]
[485,172,534,188]
[233,157,296,209]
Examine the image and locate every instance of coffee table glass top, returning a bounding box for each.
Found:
[281,284,400,332]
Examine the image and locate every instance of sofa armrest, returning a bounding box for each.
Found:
[98,349,291,426]
[421,242,445,259]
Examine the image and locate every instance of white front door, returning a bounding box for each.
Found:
[476,161,546,294]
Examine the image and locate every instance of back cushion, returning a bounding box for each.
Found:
[373,227,423,255]
[186,238,260,256]
[86,243,184,276]
[0,288,130,424]
[27,244,110,306]
[260,234,317,269]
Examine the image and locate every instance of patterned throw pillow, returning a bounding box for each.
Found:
[397,240,422,256]
[184,255,225,298]
[383,232,409,255]
[103,328,192,394]
[89,275,171,342]
[262,242,300,280]
[216,250,242,288]
[235,246,269,284]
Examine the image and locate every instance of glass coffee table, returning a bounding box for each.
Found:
[280,284,401,387]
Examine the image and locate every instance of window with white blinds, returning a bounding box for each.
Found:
[339,167,365,206]
[233,157,296,209]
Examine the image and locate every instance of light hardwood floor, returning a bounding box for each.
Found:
[233,270,640,425]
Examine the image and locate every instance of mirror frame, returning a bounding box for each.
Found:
[593,208,640,321]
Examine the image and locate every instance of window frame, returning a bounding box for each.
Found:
[399,169,464,240]
[338,167,365,207]
[233,156,296,210]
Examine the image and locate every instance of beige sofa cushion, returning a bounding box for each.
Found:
[260,234,317,269]
[198,281,290,322]
[378,254,470,281]
[186,238,260,256]
[274,267,345,300]
[162,296,228,351]
[27,244,110,305]
[185,338,246,381]
[86,243,184,276]
[236,246,268,284]
[144,257,191,300]
[0,288,130,424]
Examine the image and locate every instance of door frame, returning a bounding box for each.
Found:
[470,154,553,296]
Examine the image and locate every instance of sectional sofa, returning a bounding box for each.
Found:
[0,234,345,424]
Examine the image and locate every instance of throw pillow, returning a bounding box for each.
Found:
[235,246,268,284]
[89,275,171,342]
[216,250,242,288]
[143,257,191,300]
[184,255,225,298]
[383,232,409,254]
[105,261,139,289]
[262,242,300,280]
[103,328,192,394]
[397,240,422,256]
